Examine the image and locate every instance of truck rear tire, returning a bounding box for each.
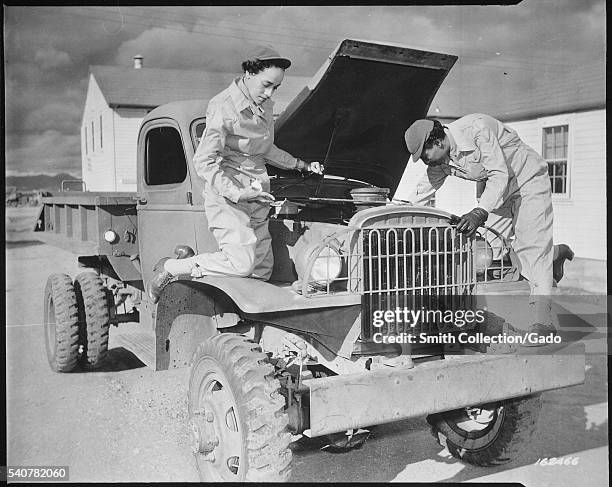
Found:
[43,274,80,372]
[74,272,111,370]
[188,334,292,482]
[426,394,542,466]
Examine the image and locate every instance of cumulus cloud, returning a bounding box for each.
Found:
[34,47,73,70]
[5,131,81,174]
[3,3,606,176]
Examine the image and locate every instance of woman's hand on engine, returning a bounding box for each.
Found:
[297,159,324,175]
[307,161,324,175]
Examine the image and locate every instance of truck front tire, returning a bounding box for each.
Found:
[43,274,80,372]
[426,394,542,466]
[188,334,292,482]
[74,272,111,370]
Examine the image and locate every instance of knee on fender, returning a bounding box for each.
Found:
[225,248,256,277]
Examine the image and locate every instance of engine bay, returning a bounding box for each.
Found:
[269,174,388,225]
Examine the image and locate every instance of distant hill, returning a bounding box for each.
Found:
[5,173,82,193]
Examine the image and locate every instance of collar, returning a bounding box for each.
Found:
[230,76,274,117]
[447,121,477,154]
[229,77,252,113]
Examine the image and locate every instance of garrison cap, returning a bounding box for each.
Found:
[245,45,291,70]
[405,119,434,163]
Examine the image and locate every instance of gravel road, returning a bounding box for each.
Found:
[5,220,609,484]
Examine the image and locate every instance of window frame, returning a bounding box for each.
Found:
[539,114,574,201]
[142,123,189,188]
[190,117,207,151]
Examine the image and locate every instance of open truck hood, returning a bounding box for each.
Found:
[273,39,457,195]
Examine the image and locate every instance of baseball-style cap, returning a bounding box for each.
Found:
[405,119,434,163]
[245,45,291,70]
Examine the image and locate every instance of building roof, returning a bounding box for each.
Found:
[91,54,605,124]
[90,65,310,113]
[428,60,605,122]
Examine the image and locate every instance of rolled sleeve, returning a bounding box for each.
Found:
[472,120,509,212]
[264,143,299,170]
[193,101,245,203]
[407,166,448,205]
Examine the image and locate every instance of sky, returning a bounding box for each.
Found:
[4,2,606,177]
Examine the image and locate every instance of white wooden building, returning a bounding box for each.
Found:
[396,63,605,261]
[80,56,309,192]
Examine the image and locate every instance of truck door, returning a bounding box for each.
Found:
[136,118,198,285]
[188,118,223,254]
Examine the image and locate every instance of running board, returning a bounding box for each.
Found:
[112,331,156,368]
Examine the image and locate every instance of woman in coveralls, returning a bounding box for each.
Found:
[404,115,574,344]
[147,45,322,302]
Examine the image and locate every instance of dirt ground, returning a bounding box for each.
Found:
[5,207,609,484]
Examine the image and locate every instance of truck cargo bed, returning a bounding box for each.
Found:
[34,192,139,257]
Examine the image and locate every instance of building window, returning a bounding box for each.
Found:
[91,121,95,153]
[542,125,568,194]
[84,126,88,155]
[99,115,103,149]
[145,126,187,185]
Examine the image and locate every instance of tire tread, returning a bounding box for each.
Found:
[190,333,292,482]
[74,272,111,369]
[44,274,80,372]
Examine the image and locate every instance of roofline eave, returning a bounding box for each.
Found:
[109,102,159,110]
[431,102,605,124]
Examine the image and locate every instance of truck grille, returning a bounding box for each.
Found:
[361,225,475,340]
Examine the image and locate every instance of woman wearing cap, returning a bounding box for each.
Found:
[147,45,322,302]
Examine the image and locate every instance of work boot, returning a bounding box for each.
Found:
[174,245,195,259]
[521,322,558,347]
[553,244,574,283]
[146,257,173,304]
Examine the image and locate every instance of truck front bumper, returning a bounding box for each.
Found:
[304,342,585,437]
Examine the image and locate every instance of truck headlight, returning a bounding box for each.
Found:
[473,237,493,274]
[310,246,343,284]
[295,243,344,288]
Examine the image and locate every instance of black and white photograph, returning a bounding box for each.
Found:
[4,3,607,485]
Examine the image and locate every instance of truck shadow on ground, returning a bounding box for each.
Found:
[77,347,147,373]
[289,354,607,482]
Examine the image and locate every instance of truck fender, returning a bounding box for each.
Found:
[155,280,242,370]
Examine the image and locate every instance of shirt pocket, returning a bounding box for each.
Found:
[462,150,488,181]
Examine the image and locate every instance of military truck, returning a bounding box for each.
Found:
[35,39,584,482]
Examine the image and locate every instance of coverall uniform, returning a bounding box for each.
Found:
[407,113,554,325]
[163,77,302,281]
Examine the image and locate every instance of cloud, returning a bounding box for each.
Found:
[5,131,82,175]
[113,20,277,73]
[5,63,86,135]
[34,47,73,70]
[3,3,606,177]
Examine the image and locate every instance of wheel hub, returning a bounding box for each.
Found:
[190,407,219,455]
[466,406,496,424]
[191,373,243,479]
[457,405,499,432]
